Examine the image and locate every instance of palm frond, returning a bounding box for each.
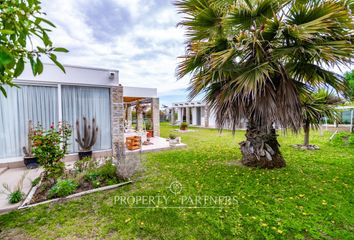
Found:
[175,0,353,132]
[301,89,343,128]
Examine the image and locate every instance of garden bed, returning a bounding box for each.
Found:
[24,157,128,205]
[11,119,133,208]
[20,181,132,209]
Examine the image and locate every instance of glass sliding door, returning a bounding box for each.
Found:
[0,85,58,159]
[62,86,111,153]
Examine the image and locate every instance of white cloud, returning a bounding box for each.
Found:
[111,0,153,19]
[40,0,189,105]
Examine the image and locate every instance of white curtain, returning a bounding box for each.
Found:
[62,86,111,153]
[0,85,58,159]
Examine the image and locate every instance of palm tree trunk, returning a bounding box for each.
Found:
[303,120,310,146]
[239,121,286,169]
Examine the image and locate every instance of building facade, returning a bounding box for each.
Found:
[0,64,159,167]
[170,101,247,129]
[170,101,211,128]
[170,102,353,132]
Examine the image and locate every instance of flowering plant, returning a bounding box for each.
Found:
[32,122,72,180]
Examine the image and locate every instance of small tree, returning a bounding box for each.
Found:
[32,122,72,180]
[301,90,341,146]
[344,70,354,101]
[0,0,68,96]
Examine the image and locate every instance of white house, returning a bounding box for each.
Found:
[170,101,246,129]
[170,101,214,128]
[0,64,160,168]
[171,101,353,132]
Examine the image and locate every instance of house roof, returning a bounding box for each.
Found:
[15,63,119,87]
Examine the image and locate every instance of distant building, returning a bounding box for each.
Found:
[333,106,354,132]
[169,102,354,132]
[170,101,246,129]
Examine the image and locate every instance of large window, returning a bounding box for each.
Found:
[0,85,58,158]
[0,84,112,159]
[340,110,353,124]
[62,86,111,153]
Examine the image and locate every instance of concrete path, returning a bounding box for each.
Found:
[0,167,42,214]
[126,136,187,154]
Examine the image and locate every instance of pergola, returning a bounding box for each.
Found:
[170,101,209,127]
[123,87,160,137]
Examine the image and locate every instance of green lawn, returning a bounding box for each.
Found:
[0,123,353,239]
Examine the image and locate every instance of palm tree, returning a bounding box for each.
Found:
[301,89,342,146]
[175,0,353,168]
[344,70,354,101]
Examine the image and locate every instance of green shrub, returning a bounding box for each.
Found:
[84,159,118,188]
[331,132,354,146]
[1,173,26,204]
[84,172,100,186]
[32,122,72,180]
[349,134,354,145]
[169,134,178,140]
[74,157,97,173]
[8,190,25,204]
[96,159,117,179]
[180,122,188,130]
[48,179,77,198]
[31,177,41,187]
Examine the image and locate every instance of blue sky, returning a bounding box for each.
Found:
[41,0,191,106]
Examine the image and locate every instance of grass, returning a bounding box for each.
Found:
[0,123,353,239]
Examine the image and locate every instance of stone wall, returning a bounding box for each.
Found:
[152,98,160,137]
[111,85,125,160]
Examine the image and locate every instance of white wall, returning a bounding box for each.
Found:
[178,108,182,122]
[201,107,205,126]
[15,63,119,87]
[209,109,217,128]
[123,86,157,98]
[191,107,197,125]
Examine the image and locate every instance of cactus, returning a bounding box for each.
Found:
[23,120,34,158]
[75,117,99,151]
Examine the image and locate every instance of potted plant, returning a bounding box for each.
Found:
[180,122,188,131]
[169,134,179,147]
[23,120,39,169]
[76,117,99,160]
[145,120,153,138]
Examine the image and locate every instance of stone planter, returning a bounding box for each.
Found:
[169,138,179,147]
